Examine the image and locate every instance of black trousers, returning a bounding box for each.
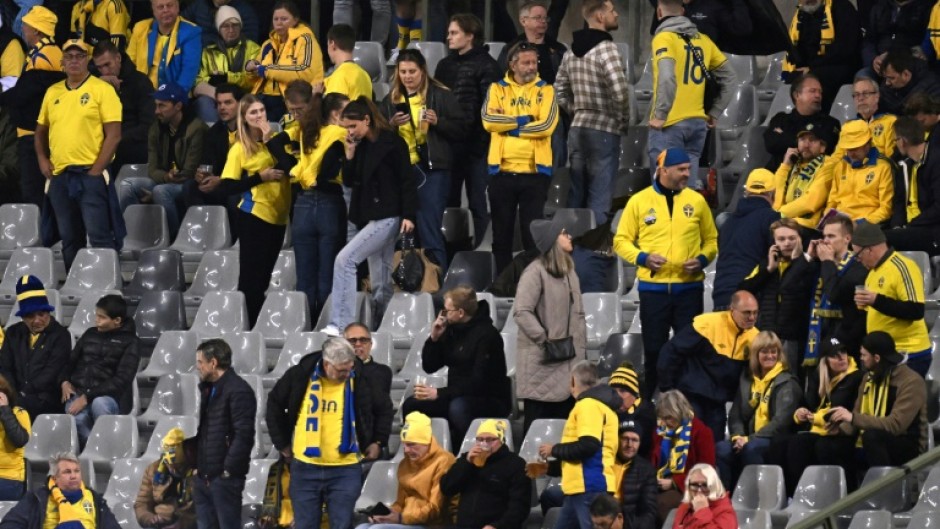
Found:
[640,289,703,400]
[861,429,920,468]
[767,432,858,496]
[885,226,940,256]
[236,210,286,327]
[489,172,549,274]
[17,136,44,208]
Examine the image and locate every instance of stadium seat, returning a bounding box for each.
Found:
[441,251,497,294]
[377,292,435,351]
[134,290,187,345]
[633,58,653,118]
[756,52,785,119]
[732,465,786,512]
[761,85,794,126]
[183,249,239,324]
[457,418,514,454]
[895,467,940,524]
[542,508,561,529]
[369,330,392,367]
[474,292,499,323]
[198,331,267,375]
[845,510,891,529]
[6,289,61,328]
[583,293,623,350]
[551,208,596,238]
[355,460,398,512]
[544,168,570,215]
[243,458,277,510]
[143,415,199,458]
[267,250,296,293]
[736,509,772,529]
[597,333,644,379]
[252,290,310,366]
[315,292,373,332]
[60,248,122,302]
[137,374,201,431]
[620,125,649,169]
[909,511,940,529]
[717,84,760,165]
[123,249,185,303]
[26,414,79,486]
[353,41,386,82]
[614,42,635,84]
[396,374,448,412]
[67,289,121,340]
[169,206,232,281]
[485,41,504,61]
[0,247,55,299]
[138,330,199,388]
[0,203,40,272]
[80,415,139,485]
[263,332,328,388]
[373,81,390,102]
[829,84,856,123]
[109,502,143,529]
[853,466,910,513]
[394,326,437,388]
[519,419,565,505]
[723,125,771,211]
[190,290,248,336]
[120,204,170,279]
[0,502,17,520]
[407,41,447,77]
[899,251,932,297]
[442,207,473,252]
[727,54,758,85]
[103,457,149,508]
[776,465,846,526]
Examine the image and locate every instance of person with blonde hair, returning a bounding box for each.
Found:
[671,463,736,529]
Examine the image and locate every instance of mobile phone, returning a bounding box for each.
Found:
[823,410,836,423]
[370,503,391,516]
[395,102,410,115]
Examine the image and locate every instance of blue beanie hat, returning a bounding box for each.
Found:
[15,275,54,317]
[657,148,691,168]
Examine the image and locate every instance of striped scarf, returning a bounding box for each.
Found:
[857,369,892,446]
[656,418,693,478]
[804,251,856,366]
[783,0,836,77]
[302,362,359,458]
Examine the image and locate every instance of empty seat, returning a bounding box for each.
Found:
[829,84,855,123]
[519,419,565,461]
[717,84,760,165]
[25,414,79,484]
[263,332,328,387]
[485,41,504,61]
[120,204,170,280]
[67,289,121,340]
[352,41,386,82]
[373,81,390,101]
[143,415,199,458]
[407,41,447,77]
[614,42,634,84]
[551,208,596,238]
[169,206,232,280]
[756,52,785,119]
[761,85,794,126]
[736,509,772,529]
[0,204,40,271]
[138,331,200,384]
[583,293,623,350]
[243,458,277,507]
[847,510,891,529]
[620,125,649,169]
[190,290,248,336]
[457,418,514,454]
[253,290,310,348]
[909,511,940,529]
[59,248,121,301]
[134,290,187,345]
[597,333,644,379]
[184,250,239,306]
[853,466,909,513]
[0,247,55,298]
[783,465,846,521]
[137,374,201,430]
[123,249,185,303]
[900,251,931,297]
[267,250,296,292]
[211,331,267,375]
[441,251,496,293]
[103,457,149,507]
[731,465,786,511]
[79,415,139,483]
[377,292,434,350]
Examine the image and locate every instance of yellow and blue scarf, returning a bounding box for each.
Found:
[804,252,856,366]
[48,477,95,529]
[656,418,692,478]
[302,362,359,458]
[857,369,892,446]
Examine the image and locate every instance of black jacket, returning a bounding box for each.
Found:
[201,120,235,175]
[739,256,815,342]
[380,83,467,171]
[905,123,940,229]
[713,197,781,309]
[435,45,503,155]
[421,300,511,407]
[802,365,864,427]
[880,60,940,116]
[0,486,119,529]
[359,358,394,450]
[862,0,933,67]
[764,111,841,170]
[619,456,658,529]
[440,444,532,529]
[265,352,391,453]
[812,256,868,357]
[343,129,418,228]
[60,318,140,414]
[110,54,156,167]
[0,69,65,133]
[497,34,567,84]
[0,320,71,416]
[196,369,257,479]
[790,0,860,70]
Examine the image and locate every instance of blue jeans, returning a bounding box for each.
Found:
[555,491,602,529]
[414,166,449,268]
[293,191,347,319]
[0,478,24,501]
[640,288,703,399]
[47,167,119,269]
[689,397,730,445]
[716,436,772,490]
[193,475,245,529]
[568,127,620,224]
[194,95,219,124]
[329,217,399,330]
[291,460,362,529]
[117,177,184,237]
[648,118,708,189]
[66,395,119,447]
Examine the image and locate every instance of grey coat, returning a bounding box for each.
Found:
[728,368,801,439]
[514,259,587,402]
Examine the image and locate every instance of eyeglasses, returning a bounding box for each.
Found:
[852,91,877,99]
[688,482,710,491]
[525,15,550,22]
[63,53,88,62]
[475,437,500,444]
[347,337,372,345]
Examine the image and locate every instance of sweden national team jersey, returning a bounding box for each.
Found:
[221,141,290,226]
[650,30,726,126]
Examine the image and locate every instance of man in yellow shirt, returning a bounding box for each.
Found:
[323,24,372,101]
[825,120,896,225]
[775,120,838,231]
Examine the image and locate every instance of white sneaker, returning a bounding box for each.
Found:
[321,325,341,337]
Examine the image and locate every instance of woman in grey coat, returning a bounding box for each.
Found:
[514,216,587,433]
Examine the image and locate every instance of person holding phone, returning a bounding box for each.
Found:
[671,464,736,529]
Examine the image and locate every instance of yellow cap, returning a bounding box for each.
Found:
[475,419,507,442]
[22,6,57,38]
[744,168,776,193]
[61,39,89,53]
[401,412,433,444]
[838,120,872,150]
[161,427,185,448]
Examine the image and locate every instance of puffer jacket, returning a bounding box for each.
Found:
[60,317,140,414]
[440,444,532,529]
[738,256,815,342]
[380,82,467,171]
[728,367,801,439]
[619,456,658,529]
[392,437,457,526]
[0,319,71,412]
[434,44,502,155]
[196,368,257,479]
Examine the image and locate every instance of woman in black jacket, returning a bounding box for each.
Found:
[0,374,29,500]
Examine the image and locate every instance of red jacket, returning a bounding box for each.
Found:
[649,417,716,492]
[673,495,737,529]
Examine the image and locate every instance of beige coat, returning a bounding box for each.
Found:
[134,459,195,529]
[514,259,587,402]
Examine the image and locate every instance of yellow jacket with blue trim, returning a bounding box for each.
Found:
[482,73,558,176]
[253,24,323,98]
[826,147,896,224]
[127,16,202,90]
[613,180,718,288]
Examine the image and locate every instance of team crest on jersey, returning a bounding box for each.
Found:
[643,208,657,225]
[873,124,884,137]
[80,93,90,106]
[683,204,694,218]
[794,188,803,199]
[865,172,874,185]
[878,277,885,287]
[83,500,93,514]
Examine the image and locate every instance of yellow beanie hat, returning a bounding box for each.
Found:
[475,419,507,443]
[22,6,57,38]
[401,412,433,444]
[162,427,185,449]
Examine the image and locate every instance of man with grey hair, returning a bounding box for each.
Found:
[2,452,119,528]
[849,76,897,157]
[266,337,389,529]
[537,361,621,529]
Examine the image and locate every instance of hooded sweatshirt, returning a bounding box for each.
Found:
[554,28,630,135]
[553,385,622,495]
[393,437,457,526]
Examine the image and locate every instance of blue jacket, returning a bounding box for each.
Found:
[128,16,202,90]
[712,197,780,309]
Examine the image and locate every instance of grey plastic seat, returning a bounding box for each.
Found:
[442,207,473,248]
[209,331,266,375]
[370,331,393,367]
[613,42,634,84]
[855,466,910,513]
[633,59,653,119]
[169,206,232,280]
[829,84,856,123]
[736,509,772,529]
[441,251,496,293]
[263,332,327,387]
[266,250,296,293]
[103,457,149,507]
[723,125,771,211]
[138,331,200,383]
[501,332,517,377]
[144,415,199,458]
[355,460,398,512]
[620,125,649,169]
[377,292,435,350]
[396,374,448,412]
[475,292,499,323]
[352,41,386,82]
[551,208,596,238]
[542,507,561,529]
[909,510,940,529]
[761,85,795,126]
[732,465,786,511]
[0,501,17,520]
[243,458,277,506]
[120,204,170,280]
[485,41,504,61]
[717,84,759,165]
[407,41,447,77]
[80,415,139,482]
[373,81,390,102]
[134,290,187,345]
[123,249,185,303]
[6,289,61,328]
[727,54,758,85]
[109,501,143,529]
[583,293,623,350]
[184,250,239,306]
[137,374,201,430]
[25,414,79,484]
[846,510,891,529]
[597,333,644,379]
[785,465,846,516]
[67,289,121,340]
[253,290,310,348]
[0,247,55,297]
[0,204,40,271]
[315,292,373,331]
[519,419,566,506]
[60,248,121,301]
[757,52,785,118]
[457,418,514,454]
[899,251,931,296]
[190,290,248,336]
[394,326,435,388]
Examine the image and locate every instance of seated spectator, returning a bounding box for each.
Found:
[888,116,940,255]
[609,364,657,459]
[246,0,323,120]
[322,24,372,101]
[845,76,896,158]
[650,390,716,523]
[191,6,260,123]
[713,169,781,310]
[0,452,119,529]
[782,0,860,112]
[613,422,657,529]
[0,375,30,501]
[344,323,393,463]
[588,494,626,529]
[59,294,140,447]
[402,286,511,444]
[904,92,940,134]
[716,331,800,490]
[69,0,130,49]
[0,276,71,420]
[879,48,940,116]
[862,0,932,77]
[91,41,155,170]
[850,223,933,376]
[356,412,456,529]
[440,419,532,529]
[119,82,208,239]
[739,219,815,370]
[128,0,202,91]
[657,291,761,440]
[0,16,25,89]
[829,331,928,468]
[134,427,195,529]
[671,464,736,529]
[22,6,62,72]
[774,120,838,232]
[764,73,841,170]
[182,0,258,45]
[825,120,896,225]
[767,341,863,495]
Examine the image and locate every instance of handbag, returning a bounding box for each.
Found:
[391,233,426,292]
[679,33,720,115]
[537,276,577,365]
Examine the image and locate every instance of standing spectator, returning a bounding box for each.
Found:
[440,419,532,529]
[319,97,417,336]
[482,41,559,272]
[134,427,196,529]
[0,13,25,85]
[192,339,257,529]
[69,0,130,49]
[888,116,940,255]
[829,332,928,468]
[537,362,621,529]
[401,286,512,444]
[648,0,736,188]
[862,0,932,77]
[658,291,761,440]
[554,0,629,224]
[614,148,718,396]
[879,48,940,116]
[392,0,422,56]
[608,365,657,459]
[59,294,140,448]
[22,6,62,71]
[35,38,124,270]
[0,277,71,420]
[650,391,716,522]
[246,0,323,120]
[127,0,202,91]
[851,223,933,376]
[323,24,372,101]
[92,41,155,170]
[119,82,207,239]
[645,0,754,50]
[436,13,502,247]
[218,95,290,326]
[825,120,896,225]
[782,0,860,112]
[266,338,387,529]
[382,48,466,268]
[0,375,29,501]
[846,77,896,158]
[712,169,781,310]
[773,120,838,232]
[671,464,736,529]
[191,6,260,123]
[182,0,258,46]
[716,331,800,489]
[514,217,586,432]
[0,452,119,529]
[333,0,390,45]
[612,423,657,529]
[344,323,393,463]
[738,219,815,370]
[764,73,841,170]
